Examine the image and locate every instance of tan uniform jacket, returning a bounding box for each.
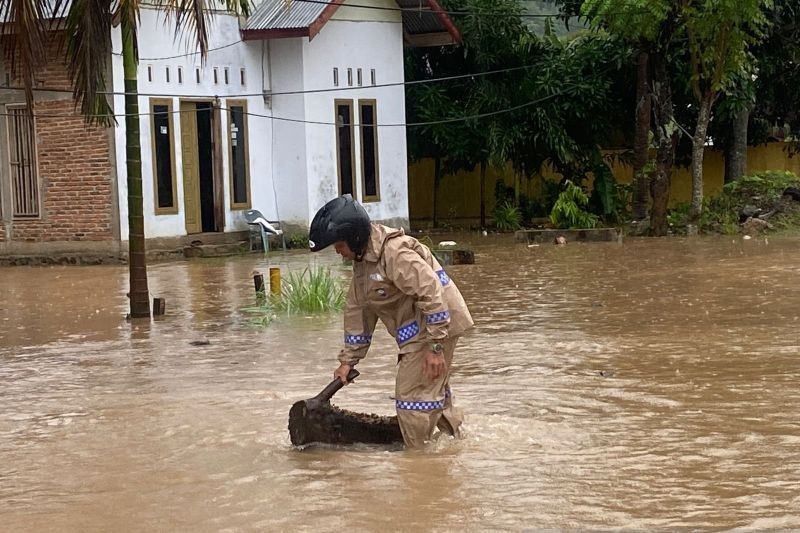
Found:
[338,223,474,365]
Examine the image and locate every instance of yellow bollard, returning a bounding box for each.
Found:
[269,267,281,297]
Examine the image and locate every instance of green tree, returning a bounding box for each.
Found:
[2,0,249,318]
[570,0,665,220]
[406,0,527,228]
[709,0,800,182]
[678,0,772,221]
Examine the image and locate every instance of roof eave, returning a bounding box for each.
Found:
[241,27,310,41]
[425,0,462,44]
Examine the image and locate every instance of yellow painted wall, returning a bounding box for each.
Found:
[408,142,800,223]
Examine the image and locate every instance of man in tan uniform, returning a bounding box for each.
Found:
[309,195,474,448]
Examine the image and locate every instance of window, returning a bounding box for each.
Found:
[357,68,363,87]
[347,68,353,86]
[147,65,153,82]
[240,68,246,86]
[333,68,339,87]
[177,67,183,84]
[6,106,40,218]
[213,68,219,84]
[334,100,355,197]
[228,100,250,208]
[370,69,376,86]
[149,99,178,214]
[196,68,201,84]
[224,67,229,85]
[165,67,170,83]
[359,100,379,201]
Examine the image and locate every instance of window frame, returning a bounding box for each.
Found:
[5,104,41,219]
[334,99,356,198]
[358,99,380,203]
[149,98,179,215]
[227,99,252,210]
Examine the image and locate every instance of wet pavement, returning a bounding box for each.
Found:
[1,234,799,531]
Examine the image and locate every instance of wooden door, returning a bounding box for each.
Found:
[180,102,201,234]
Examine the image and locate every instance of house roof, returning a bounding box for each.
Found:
[241,0,461,47]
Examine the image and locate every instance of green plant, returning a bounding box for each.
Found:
[698,171,800,234]
[550,181,600,229]
[493,201,523,231]
[242,266,346,324]
[286,234,310,250]
[277,267,346,314]
[667,202,691,228]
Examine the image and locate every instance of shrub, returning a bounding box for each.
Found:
[493,201,522,231]
[550,181,599,229]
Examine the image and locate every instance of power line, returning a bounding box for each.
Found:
[0,89,566,127]
[288,0,582,19]
[0,63,537,99]
[110,40,242,61]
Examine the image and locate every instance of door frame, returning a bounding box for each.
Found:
[178,97,225,234]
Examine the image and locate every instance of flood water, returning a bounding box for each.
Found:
[1,234,799,531]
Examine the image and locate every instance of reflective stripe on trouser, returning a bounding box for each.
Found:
[395,336,463,448]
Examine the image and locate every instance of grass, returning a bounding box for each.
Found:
[242,266,346,325]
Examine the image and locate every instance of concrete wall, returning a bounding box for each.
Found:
[269,38,310,228]
[408,143,800,226]
[299,12,410,229]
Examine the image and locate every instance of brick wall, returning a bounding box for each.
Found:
[4,32,73,91]
[2,32,115,246]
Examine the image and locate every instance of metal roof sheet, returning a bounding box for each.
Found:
[243,0,327,31]
[242,0,458,42]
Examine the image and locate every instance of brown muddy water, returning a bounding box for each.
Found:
[1,235,799,531]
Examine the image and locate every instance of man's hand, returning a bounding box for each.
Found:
[422,351,446,381]
[334,363,353,384]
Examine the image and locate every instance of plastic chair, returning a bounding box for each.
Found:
[244,209,287,254]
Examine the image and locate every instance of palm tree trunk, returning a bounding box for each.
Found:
[689,94,714,222]
[479,160,487,228]
[123,22,150,318]
[632,49,651,220]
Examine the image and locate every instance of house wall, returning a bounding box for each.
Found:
[111,8,276,242]
[299,13,410,229]
[0,33,117,256]
[269,38,310,229]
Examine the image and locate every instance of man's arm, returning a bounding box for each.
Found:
[335,280,378,383]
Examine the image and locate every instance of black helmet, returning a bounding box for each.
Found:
[309,195,371,254]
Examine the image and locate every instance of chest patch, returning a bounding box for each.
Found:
[369,273,385,282]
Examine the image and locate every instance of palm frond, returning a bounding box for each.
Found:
[64,0,114,125]
[1,0,67,111]
[158,0,210,61]
[156,0,249,63]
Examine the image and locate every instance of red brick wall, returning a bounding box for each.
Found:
[3,32,115,245]
[4,32,72,91]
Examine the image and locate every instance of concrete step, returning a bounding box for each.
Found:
[183,241,249,258]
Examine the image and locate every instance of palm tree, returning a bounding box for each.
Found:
[0,0,249,318]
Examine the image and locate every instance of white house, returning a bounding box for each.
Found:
[113,0,460,245]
